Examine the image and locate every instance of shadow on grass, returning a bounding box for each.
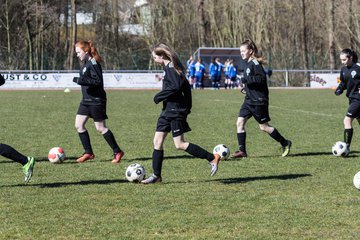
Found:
[1,179,128,188]
[129,154,195,162]
[211,173,312,184]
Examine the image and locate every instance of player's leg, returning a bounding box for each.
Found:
[343,116,354,147]
[259,122,291,157]
[142,131,167,184]
[0,143,35,183]
[75,114,94,162]
[94,120,124,163]
[173,134,220,176]
[233,116,248,158]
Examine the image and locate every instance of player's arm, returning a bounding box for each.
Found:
[73,65,102,86]
[154,69,180,104]
[0,74,5,86]
[335,70,346,96]
[243,64,266,85]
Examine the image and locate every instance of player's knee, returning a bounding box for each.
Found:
[174,142,186,150]
[75,123,85,132]
[96,126,107,134]
[259,124,268,132]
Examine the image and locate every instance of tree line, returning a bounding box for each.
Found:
[0,0,358,71]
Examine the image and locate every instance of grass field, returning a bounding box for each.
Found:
[1,89,360,239]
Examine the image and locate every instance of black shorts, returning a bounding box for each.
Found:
[156,115,191,137]
[77,103,108,122]
[239,102,270,124]
[346,99,360,118]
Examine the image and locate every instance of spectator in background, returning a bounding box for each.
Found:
[209,57,219,90]
[187,57,196,89]
[141,43,221,184]
[224,59,231,89]
[194,58,205,89]
[186,55,194,79]
[215,57,224,89]
[229,59,238,89]
[233,39,291,159]
[0,74,35,183]
[72,40,125,164]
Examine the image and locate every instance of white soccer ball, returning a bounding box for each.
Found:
[48,147,66,163]
[125,163,146,182]
[332,141,349,157]
[213,144,230,160]
[353,171,360,190]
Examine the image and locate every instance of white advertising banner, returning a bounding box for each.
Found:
[0,72,163,89]
[310,73,339,88]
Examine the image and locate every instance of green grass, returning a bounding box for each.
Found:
[1,89,360,239]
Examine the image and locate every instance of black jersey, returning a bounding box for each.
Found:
[153,62,192,118]
[337,63,360,101]
[0,74,4,86]
[74,58,107,106]
[243,59,268,105]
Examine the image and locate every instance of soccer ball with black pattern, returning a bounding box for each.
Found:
[125,163,146,182]
[331,141,349,157]
[213,144,230,160]
[48,147,66,163]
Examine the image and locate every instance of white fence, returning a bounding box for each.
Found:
[0,70,163,89]
[0,70,340,89]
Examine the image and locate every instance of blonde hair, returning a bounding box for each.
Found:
[151,43,186,76]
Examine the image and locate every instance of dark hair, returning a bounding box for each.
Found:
[340,48,358,63]
[240,39,265,64]
[152,43,186,76]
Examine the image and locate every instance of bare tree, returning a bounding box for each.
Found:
[328,0,336,70]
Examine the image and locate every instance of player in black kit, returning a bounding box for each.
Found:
[334,48,360,155]
[73,40,124,163]
[141,43,221,184]
[232,39,291,158]
[0,74,35,183]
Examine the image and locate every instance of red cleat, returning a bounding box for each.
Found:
[111,150,125,164]
[76,153,95,163]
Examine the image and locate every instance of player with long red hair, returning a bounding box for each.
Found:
[73,40,124,163]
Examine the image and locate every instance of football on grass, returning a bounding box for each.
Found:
[48,147,65,163]
[353,171,360,190]
[213,144,230,160]
[331,141,349,157]
[125,163,146,182]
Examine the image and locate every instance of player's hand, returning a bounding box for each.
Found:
[73,77,79,83]
[153,96,160,104]
[239,83,246,94]
[334,88,343,96]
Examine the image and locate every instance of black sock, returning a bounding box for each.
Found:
[237,132,246,152]
[79,131,93,154]
[185,143,214,162]
[153,149,164,177]
[344,128,353,146]
[0,143,27,165]
[103,130,121,153]
[269,128,287,146]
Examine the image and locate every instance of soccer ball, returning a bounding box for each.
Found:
[353,171,360,190]
[331,141,349,157]
[48,147,66,163]
[125,163,146,182]
[213,144,230,160]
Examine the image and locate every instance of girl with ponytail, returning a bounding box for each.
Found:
[334,48,360,155]
[73,40,124,163]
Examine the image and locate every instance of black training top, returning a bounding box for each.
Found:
[75,58,107,105]
[243,58,269,105]
[153,62,192,118]
[337,63,360,101]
